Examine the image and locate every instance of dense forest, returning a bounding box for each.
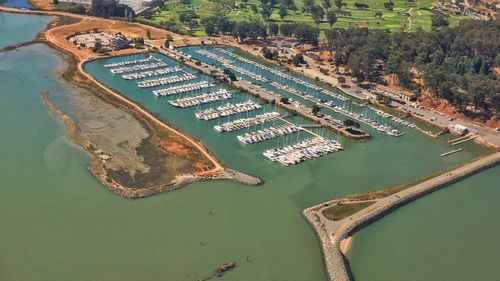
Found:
[324,20,500,116]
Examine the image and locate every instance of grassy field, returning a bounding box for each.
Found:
[322,201,375,221]
[147,0,466,36]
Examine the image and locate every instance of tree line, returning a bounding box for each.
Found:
[323,19,500,116]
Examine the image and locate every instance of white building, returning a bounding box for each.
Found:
[59,0,152,13]
[452,124,469,135]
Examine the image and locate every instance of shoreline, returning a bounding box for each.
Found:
[23,12,263,197]
[303,152,500,281]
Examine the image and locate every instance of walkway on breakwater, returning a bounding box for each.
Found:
[303,152,500,281]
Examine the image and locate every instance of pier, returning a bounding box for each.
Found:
[122,67,182,80]
[153,81,215,97]
[110,61,166,74]
[441,148,463,157]
[237,124,302,144]
[169,89,232,108]
[214,112,281,132]
[303,152,500,281]
[159,47,370,139]
[263,137,343,166]
[195,100,262,120]
[137,72,196,88]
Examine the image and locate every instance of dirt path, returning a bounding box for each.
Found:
[405,7,414,32]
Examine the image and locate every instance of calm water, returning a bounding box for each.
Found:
[0,12,496,281]
[348,166,500,281]
[0,12,49,48]
[0,0,32,9]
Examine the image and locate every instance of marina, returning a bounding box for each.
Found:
[215,48,348,102]
[196,49,269,82]
[153,81,215,97]
[263,137,343,166]
[237,124,303,144]
[110,60,167,74]
[103,56,153,68]
[195,100,262,120]
[168,89,232,108]
[1,9,498,281]
[122,67,182,80]
[214,112,281,132]
[187,47,410,137]
[137,72,196,88]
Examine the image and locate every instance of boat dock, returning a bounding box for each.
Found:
[214,112,281,132]
[137,72,196,88]
[104,56,153,68]
[263,137,343,166]
[452,135,477,145]
[169,89,232,108]
[122,67,182,80]
[110,61,166,74]
[195,100,262,120]
[441,148,463,157]
[237,124,303,144]
[153,81,215,97]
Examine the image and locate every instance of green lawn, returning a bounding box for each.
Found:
[322,201,376,221]
[147,0,466,36]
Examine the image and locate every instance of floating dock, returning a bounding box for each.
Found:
[441,148,463,157]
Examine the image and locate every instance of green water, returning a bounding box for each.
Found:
[0,12,496,281]
[348,166,500,281]
[0,12,51,48]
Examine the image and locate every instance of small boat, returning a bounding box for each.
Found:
[215,262,236,276]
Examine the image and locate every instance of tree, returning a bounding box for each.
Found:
[164,39,170,48]
[251,4,259,13]
[337,76,346,84]
[279,5,288,21]
[268,23,279,36]
[374,11,382,18]
[223,68,237,81]
[261,4,273,21]
[431,15,449,30]
[293,23,320,46]
[333,0,343,11]
[303,0,315,14]
[312,105,321,115]
[310,6,325,26]
[280,23,297,37]
[292,52,306,66]
[88,0,132,18]
[145,29,151,40]
[280,97,289,103]
[322,0,331,10]
[205,22,216,36]
[69,4,86,14]
[383,1,394,11]
[233,21,267,42]
[343,119,360,128]
[326,10,337,28]
[53,0,58,5]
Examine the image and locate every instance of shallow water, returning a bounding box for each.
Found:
[348,166,500,281]
[1,0,32,9]
[0,13,496,281]
[0,12,49,48]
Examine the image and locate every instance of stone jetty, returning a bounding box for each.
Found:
[303,152,500,281]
